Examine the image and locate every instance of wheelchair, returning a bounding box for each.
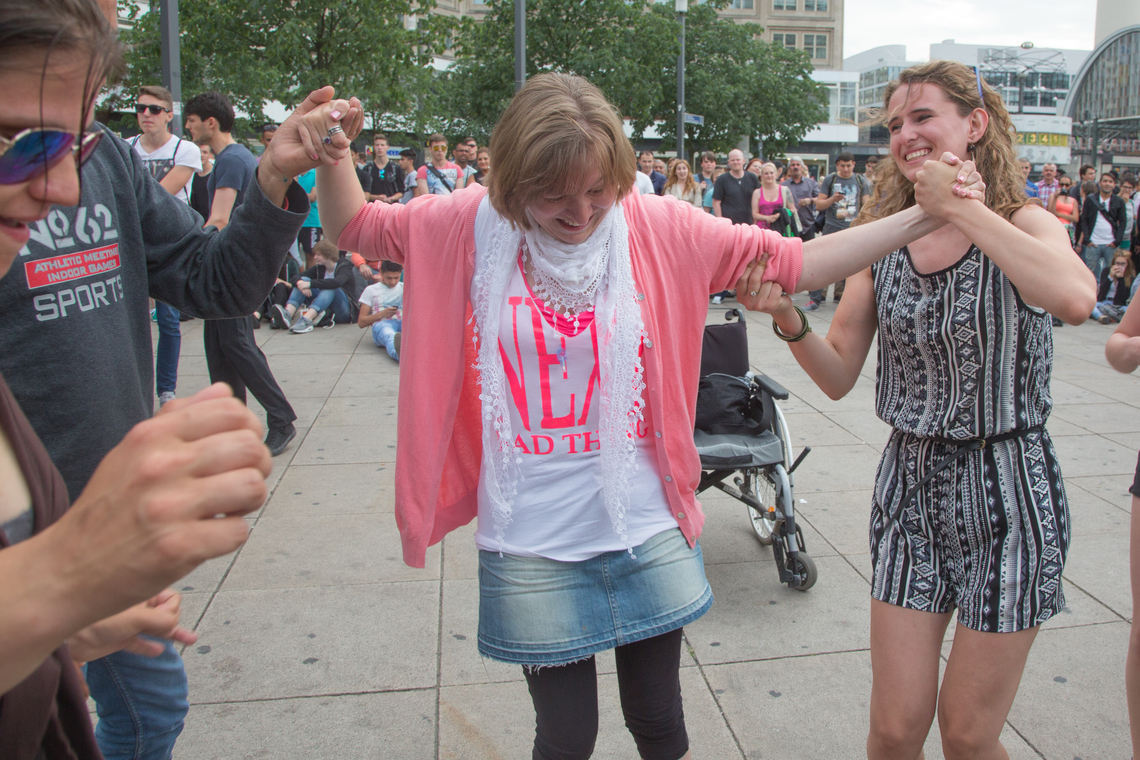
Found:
[695,309,817,591]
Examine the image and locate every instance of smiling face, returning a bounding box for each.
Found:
[1100,174,1116,197]
[476,150,490,173]
[528,167,616,245]
[136,93,172,137]
[0,50,98,278]
[674,161,689,181]
[760,163,777,184]
[887,82,986,184]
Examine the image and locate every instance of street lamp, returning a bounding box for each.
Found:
[676,0,687,161]
[515,0,526,92]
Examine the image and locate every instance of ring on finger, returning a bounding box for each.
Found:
[749,291,758,296]
[322,137,332,144]
[327,125,344,138]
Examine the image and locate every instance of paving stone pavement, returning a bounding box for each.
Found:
[154,299,1134,759]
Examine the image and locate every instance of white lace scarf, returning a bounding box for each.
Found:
[470,196,647,554]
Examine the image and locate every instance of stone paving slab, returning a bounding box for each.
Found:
[162,308,1140,759]
[178,690,438,760]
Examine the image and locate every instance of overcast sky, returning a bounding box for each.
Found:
[843,0,1099,62]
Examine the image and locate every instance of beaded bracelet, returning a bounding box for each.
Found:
[772,305,812,343]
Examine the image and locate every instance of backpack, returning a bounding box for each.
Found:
[820,172,873,222]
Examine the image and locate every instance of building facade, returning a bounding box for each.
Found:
[720,0,844,71]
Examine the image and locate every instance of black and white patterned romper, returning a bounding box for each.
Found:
[869,245,1069,633]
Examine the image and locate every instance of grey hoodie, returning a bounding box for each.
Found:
[0,128,309,499]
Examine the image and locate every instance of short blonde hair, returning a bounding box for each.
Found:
[486,73,636,229]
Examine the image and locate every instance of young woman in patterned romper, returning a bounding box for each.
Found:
[737,60,1096,759]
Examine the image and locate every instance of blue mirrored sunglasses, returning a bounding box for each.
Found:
[0,127,103,185]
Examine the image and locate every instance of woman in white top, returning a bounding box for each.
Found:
[662,160,702,208]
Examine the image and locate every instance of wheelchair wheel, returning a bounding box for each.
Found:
[788,552,818,592]
[746,471,779,546]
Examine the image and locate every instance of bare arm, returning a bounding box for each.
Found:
[158,166,194,197]
[357,303,396,328]
[314,159,367,245]
[916,161,1096,324]
[815,191,842,210]
[796,205,943,292]
[204,187,237,230]
[712,199,723,218]
[751,188,763,221]
[455,173,466,190]
[415,178,428,197]
[1106,300,1140,374]
[737,265,879,400]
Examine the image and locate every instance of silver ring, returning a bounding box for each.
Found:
[749,291,758,296]
[327,125,344,137]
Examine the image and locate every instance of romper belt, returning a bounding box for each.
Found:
[887,424,1045,524]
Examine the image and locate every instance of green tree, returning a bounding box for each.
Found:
[444,0,826,155]
[114,0,454,133]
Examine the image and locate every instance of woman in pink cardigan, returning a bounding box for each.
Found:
[306,73,978,760]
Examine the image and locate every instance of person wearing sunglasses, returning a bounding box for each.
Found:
[130,85,202,411]
[0,0,359,758]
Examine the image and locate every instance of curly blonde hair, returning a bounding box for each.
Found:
[855,60,1028,226]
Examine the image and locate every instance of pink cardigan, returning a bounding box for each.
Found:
[340,185,803,567]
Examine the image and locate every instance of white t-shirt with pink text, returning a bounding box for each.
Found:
[474,256,675,561]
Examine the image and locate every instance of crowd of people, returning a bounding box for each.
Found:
[2,2,1140,760]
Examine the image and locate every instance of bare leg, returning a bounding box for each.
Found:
[1129,495,1140,757]
[937,624,1037,759]
[867,599,953,760]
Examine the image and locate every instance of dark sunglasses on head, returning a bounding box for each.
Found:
[135,103,171,115]
[0,127,103,185]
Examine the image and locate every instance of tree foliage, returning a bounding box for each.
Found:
[444,0,827,155]
[114,0,455,133]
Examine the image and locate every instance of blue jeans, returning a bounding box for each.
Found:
[371,318,402,360]
[154,302,181,396]
[1084,244,1116,281]
[287,280,353,324]
[85,639,189,760]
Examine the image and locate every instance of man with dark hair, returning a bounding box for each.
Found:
[638,150,665,195]
[455,136,478,181]
[1079,172,1127,280]
[399,148,418,203]
[696,150,717,197]
[184,90,297,456]
[863,155,879,184]
[1069,164,1096,200]
[807,151,872,309]
[259,123,278,150]
[364,132,404,204]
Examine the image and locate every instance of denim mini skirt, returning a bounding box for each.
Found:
[477,528,713,666]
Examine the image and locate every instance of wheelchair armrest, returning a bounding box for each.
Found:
[752,373,789,400]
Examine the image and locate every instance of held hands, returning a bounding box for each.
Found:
[914,153,986,219]
[735,258,795,318]
[261,86,365,179]
[49,384,270,623]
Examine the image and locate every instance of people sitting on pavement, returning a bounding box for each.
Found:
[357,261,404,361]
[1092,252,1133,323]
[273,240,357,333]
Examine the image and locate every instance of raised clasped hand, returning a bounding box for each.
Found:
[262,86,366,179]
[914,152,986,219]
[733,254,793,317]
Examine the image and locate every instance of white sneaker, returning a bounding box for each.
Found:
[158,391,176,407]
[711,295,723,304]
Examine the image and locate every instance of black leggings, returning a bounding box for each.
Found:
[522,628,688,760]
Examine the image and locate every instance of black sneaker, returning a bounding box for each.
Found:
[264,424,296,456]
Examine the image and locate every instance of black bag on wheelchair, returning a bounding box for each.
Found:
[695,374,752,435]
